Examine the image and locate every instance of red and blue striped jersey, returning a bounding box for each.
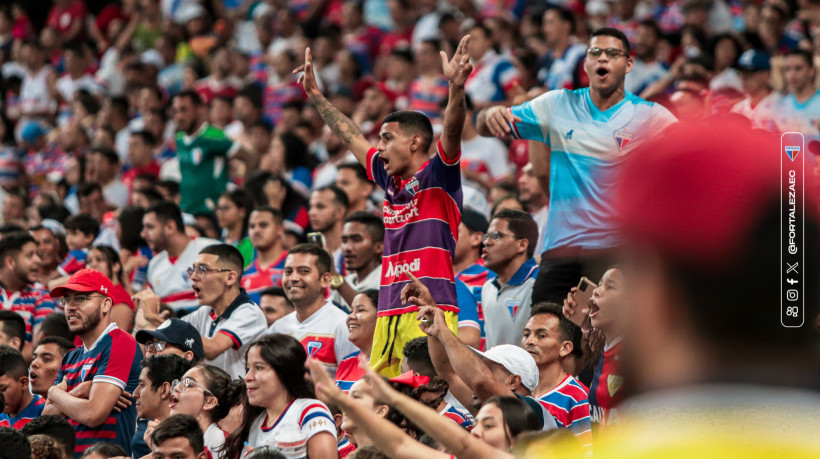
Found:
[241,250,288,305]
[366,140,462,316]
[589,337,624,431]
[337,436,356,458]
[334,350,366,393]
[59,248,88,276]
[439,403,473,430]
[0,282,59,343]
[56,323,142,456]
[456,261,496,350]
[2,394,45,429]
[263,80,306,125]
[538,374,592,452]
[409,76,449,120]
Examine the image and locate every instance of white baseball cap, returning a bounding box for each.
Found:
[477,344,539,393]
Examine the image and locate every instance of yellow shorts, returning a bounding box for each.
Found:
[370,310,458,378]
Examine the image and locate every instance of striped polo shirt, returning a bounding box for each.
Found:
[0,281,59,343]
[366,140,462,316]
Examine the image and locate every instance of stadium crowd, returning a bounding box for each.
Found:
[0,0,818,458]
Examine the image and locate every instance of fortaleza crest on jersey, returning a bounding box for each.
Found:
[385,258,421,277]
[506,299,521,319]
[405,176,420,196]
[306,341,323,357]
[613,129,634,151]
[785,145,800,162]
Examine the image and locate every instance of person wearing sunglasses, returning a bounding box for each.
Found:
[476,27,677,310]
[43,269,143,456]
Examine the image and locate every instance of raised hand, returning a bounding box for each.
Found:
[400,272,435,307]
[306,358,345,404]
[293,48,321,97]
[482,105,522,138]
[441,35,473,86]
[361,363,399,405]
[562,287,589,329]
[416,305,446,338]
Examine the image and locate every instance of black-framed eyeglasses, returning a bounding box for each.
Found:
[56,294,107,307]
[482,231,523,243]
[586,47,629,59]
[144,339,167,352]
[171,377,215,398]
[186,265,231,278]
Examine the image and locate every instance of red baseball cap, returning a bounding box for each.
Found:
[50,269,115,299]
[389,370,430,389]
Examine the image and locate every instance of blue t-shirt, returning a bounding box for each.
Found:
[510,88,677,252]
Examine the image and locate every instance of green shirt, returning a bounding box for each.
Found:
[235,237,254,268]
[175,123,238,214]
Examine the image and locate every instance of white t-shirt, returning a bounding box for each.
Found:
[146,237,219,312]
[204,423,228,459]
[247,398,336,448]
[268,302,357,377]
[183,291,267,378]
[460,135,512,194]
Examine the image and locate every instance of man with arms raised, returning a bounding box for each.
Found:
[296,35,472,376]
[44,269,142,455]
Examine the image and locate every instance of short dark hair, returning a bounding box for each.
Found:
[131,130,157,146]
[133,187,164,205]
[0,232,36,262]
[547,6,575,34]
[287,243,332,274]
[152,415,204,453]
[785,48,813,68]
[637,19,661,39]
[337,163,370,185]
[146,201,185,234]
[0,345,26,378]
[0,427,29,459]
[109,96,129,118]
[77,182,103,200]
[89,145,120,165]
[402,337,436,378]
[530,302,582,353]
[79,442,126,459]
[64,214,100,238]
[199,244,245,281]
[141,354,193,390]
[0,312,25,351]
[172,89,203,106]
[493,209,539,258]
[37,335,75,355]
[21,415,76,459]
[157,180,180,198]
[314,185,350,210]
[590,27,630,55]
[251,206,284,225]
[344,211,385,243]
[0,224,25,236]
[260,286,287,299]
[237,85,263,109]
[382,111,433,154]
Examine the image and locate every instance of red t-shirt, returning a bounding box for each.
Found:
[110,284,135,310]
[46,1,87,37]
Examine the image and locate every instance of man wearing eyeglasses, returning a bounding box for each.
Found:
[476,27,677,307]
[43,269,143,456]
[135,244,266,378]
[479,209,540,348]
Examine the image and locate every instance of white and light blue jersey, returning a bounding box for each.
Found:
[509,88,677,252]
[780,91,820,134]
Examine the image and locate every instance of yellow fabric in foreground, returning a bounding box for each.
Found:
[371,311,458,377]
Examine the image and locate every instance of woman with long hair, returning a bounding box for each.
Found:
[335,290,378,391]
[85,245,134,331]
[163,364,245,458]
[216,188,255,268]
[224,334,337,458]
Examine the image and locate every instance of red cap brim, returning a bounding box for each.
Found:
[50,283,100,298]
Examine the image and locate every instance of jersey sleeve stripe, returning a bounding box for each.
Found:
[436,139,461,165]
[301,411,334,426]
[92,374,127,389]
[218,329,242,349]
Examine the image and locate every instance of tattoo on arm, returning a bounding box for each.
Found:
[311,94,363,144]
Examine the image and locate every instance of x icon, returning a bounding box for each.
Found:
[787,262,799,274]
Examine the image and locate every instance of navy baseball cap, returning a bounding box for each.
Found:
[136,319,204,362]
[735,49,771,72]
